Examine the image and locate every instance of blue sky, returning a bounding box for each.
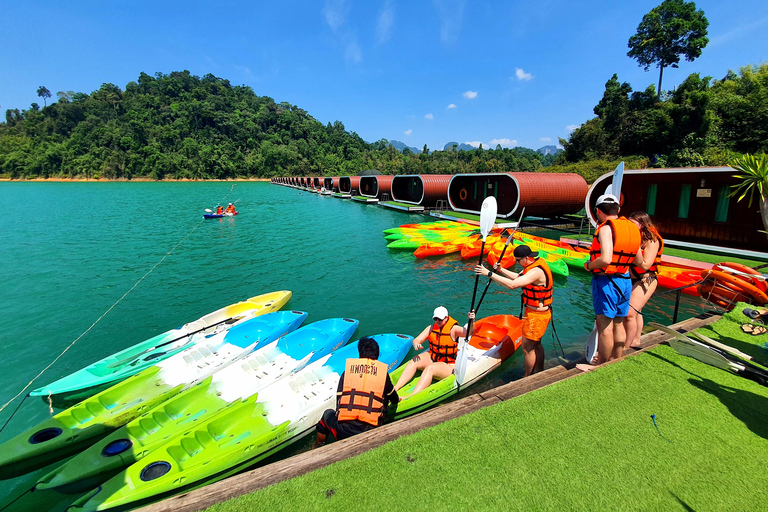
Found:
[1,1,766,151]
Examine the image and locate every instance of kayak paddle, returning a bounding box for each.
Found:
[474,207,525,315]
[457,195,497,386]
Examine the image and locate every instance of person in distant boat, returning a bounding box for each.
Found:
[215,205,224,215]
[474,244,553,376]
[579,194,643,369]
[224,203,236,214]
[393,307,475,399]
[313,337,398,447]
[623,212,663,350]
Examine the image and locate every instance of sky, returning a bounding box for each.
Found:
[1,0,767,151]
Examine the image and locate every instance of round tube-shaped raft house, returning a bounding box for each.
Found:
[339,176,361,194]
[360,175,394,198]
[313,177,322,188]
[391,175,452,206]
[447,173,588,218]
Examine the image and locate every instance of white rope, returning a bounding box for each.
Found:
[0,218,206,415]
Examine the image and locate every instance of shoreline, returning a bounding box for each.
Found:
[0,177,272,182]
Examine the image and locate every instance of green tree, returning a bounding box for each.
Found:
[627,0,709,98]
[37,86,52,106]
[730,153,768,241]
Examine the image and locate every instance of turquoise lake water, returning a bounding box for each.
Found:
[0,181,708,506]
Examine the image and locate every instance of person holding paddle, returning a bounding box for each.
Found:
[393,306,475,399]
[624,211,663,350]
[474,245,553,376]
[580,194,642,368]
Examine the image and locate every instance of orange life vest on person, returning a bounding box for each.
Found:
[216,207,223,214]
[521,258,553,308]
[428,316,459,363]
[590,218,642,275]
[337,358,388,427]
[631,231,664,278]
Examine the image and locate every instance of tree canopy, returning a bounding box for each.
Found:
[627,0,709,97]
[0,71,549,180]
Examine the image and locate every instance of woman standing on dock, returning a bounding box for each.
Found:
[624,212,663,350]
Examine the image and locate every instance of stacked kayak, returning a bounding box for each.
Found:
[487,239,570,277]
[0,310,308,479]
[460,234,503,260]
[203,212,238,219]
[392,315,522,419]
[68,333,413,512]
[414,234,480,258]
[29,291,292,406]
[384,221,479,251]
[36,317,360,493]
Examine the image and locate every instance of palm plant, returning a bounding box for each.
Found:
[730,153,768,240]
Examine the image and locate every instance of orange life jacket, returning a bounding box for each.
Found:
[337,358,388,427]
[589,218,642,275]
[216,207,223,214]
[631,232,664,278]
[521,258,553,308]
[428,316,459,363]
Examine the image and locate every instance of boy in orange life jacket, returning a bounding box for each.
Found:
[215,205,223,215]
[313,337,398,447]
[474,245,553,376]
[580,193,643,368]
[392,306,475,399]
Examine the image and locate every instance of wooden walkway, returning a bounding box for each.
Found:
[138,312,719,512]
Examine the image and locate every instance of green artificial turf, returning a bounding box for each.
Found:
[207,317,768,512]
[663,247,767,268]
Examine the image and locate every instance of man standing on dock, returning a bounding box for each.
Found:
[313,337,398,447]
[474,245,553,376]
[581,194,642,367]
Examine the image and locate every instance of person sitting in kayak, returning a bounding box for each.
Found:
[475,244,553,376]
[225,203,236,214]
[393,306,475,399]
[313,337,398,447]
[215,205,224,215]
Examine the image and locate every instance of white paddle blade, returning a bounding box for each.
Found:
[205,208,212,213]
[649,322,741,372]
[454,336,469,385]
[611,161,624,199]
[479,196,497,241]
[585,322,598,363]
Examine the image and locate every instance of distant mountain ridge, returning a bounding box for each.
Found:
[387,140,421,154]
[537,145,562,156]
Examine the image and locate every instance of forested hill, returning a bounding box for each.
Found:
[0,71,546,180]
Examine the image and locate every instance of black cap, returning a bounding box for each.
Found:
[513,245,538,259]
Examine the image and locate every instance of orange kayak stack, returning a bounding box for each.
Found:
[698,262,768,311]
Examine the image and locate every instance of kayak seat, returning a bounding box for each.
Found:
[305,373,317,385]
[198,347,213,358]
[289,381,300,393]
[183,355,195,365]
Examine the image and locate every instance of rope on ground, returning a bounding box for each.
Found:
[0,217,207,419]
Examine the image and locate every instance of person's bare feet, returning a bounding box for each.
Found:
[575,363,596,372]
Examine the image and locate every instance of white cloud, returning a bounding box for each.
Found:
[514,68,533,81]
[447,103,457,109]
[463,90,477,99]
[432,0,467,44]
[345,38,362,63]
[323,0,349,31]
[425,113,434,120]
[465,141,483,148]
[404,129,413,135]
[490,138,517,147]
[566,124,579,132]
[376,1,395,44]
[540,137,552,142]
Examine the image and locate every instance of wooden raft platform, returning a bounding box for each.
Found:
[138,312,719,512]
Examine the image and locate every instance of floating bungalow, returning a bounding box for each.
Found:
[586,166,767,252]
[391,175,452,207]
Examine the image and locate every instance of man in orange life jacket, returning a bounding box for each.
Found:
[215,205,223,215]
[392,306,475,399]
[474,245,553,376]
[581,194,643,367]
[313,337,398,447]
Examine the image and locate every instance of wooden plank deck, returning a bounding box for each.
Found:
[138,311,719,512]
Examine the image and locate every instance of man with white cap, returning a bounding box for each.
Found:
[393,306,474,398]
[579,193,642,369]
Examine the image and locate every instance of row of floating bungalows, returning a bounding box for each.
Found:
[272,173,589,218]
[273,166,767,252]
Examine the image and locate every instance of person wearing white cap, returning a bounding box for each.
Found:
[578,193,643,370]
[392,306,475,398]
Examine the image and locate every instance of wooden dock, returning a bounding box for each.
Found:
[138,312,719,512]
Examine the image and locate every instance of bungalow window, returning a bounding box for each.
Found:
[678,184,691,219]
[714,185,729,222]
[646,184,658,216]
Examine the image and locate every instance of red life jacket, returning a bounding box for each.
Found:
[590,218,641,275]
[428,316,459,363]
[521,258,553,308]
[631,232,664,278]
[337,358,388,426]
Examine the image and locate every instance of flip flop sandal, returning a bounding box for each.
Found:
[752,325,768,336]
[744,309,761,319]
[742,323,756,334]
